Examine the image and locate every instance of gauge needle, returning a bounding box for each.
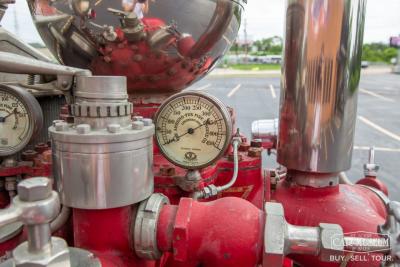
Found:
[163,119,212,145]
[0,109,17,123]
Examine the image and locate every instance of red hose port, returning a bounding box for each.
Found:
[273,180,388,267]
[157,197,264,267]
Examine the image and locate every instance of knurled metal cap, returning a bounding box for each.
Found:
[17,177,52,202]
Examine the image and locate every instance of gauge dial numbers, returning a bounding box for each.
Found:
[0,85,43,156]
[155,91,232,169]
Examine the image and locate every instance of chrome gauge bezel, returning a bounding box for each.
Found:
[155,90,233,169]
[0,84,43,157]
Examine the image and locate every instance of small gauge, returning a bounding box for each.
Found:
[0,85,43,157]
[155,91,232,169]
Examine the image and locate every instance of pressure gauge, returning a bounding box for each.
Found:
[0,85,43,157]
[155,91,232,169]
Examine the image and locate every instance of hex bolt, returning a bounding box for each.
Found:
[107,124,121,133]
[17,177,54,254]
[250,139,263,148]
[21,150,38,161]
[17,177,52,202]
[55,122,69,132]
[248,147,262,158]
[133,116,143,122]
[2,158,17,168]
[76,124,91,134]
[132,121,144,130]
[34,143,49,154]
[142,118,153,126]
[52,120,64,127]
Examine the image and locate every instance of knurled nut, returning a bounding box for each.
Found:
[134,193,169,260]
[71,103,133,118]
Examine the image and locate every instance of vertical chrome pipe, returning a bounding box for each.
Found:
[277,0,367,173]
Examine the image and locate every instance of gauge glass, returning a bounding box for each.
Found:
[0,86,42,156]
[155,91,232,169]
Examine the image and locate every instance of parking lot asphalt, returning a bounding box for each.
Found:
[186,69,400,200]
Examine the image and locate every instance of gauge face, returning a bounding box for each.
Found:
[155,91,232,169]
[0,85,43,156]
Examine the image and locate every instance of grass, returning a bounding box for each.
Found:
[228,64,281,71]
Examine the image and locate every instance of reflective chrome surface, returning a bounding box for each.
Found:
[27,0,244,94]
[50,76,154,209]
[277,0,367,173]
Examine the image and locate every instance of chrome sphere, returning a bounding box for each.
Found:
[27,0,244,93]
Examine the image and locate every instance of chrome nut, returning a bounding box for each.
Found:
[203,185,218,199]
[319,223,344,262]
[17,177,52,202]
[13,237,70,267]
[263,202,285,267]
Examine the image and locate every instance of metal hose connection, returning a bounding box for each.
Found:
[192,134,242,200]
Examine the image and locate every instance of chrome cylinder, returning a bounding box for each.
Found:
[50,76,154,209]
[277,0,367,173]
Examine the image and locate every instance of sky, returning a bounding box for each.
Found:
[1,0,400,45]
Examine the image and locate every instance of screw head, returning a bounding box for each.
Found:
[107,124,121,133]
[132,121,144,130]
[18,177,52,202]
[76,124,91,134]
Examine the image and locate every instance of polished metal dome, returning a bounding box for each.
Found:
[28,0,244,94]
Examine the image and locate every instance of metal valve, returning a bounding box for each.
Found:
[0,177,71,267]
[379,201,400,266]
[364,147,380,177]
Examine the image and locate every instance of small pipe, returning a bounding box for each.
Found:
[193,137,241,199]
[216,139,240,192]
[50,206,71,233]
[339,172,353,185]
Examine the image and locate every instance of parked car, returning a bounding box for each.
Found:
[361,61,369,68]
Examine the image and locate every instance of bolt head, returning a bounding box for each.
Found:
[133,116,143,122]
[142,118,153,126]
[76,124,91,134]
[107,124,121,133]
[132,121,144,130]
[52,120,64,126]
[2,158,17,168]
[17,177,52,202]
[55,122,69,132]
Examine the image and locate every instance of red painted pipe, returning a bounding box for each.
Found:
[273,180,387,267]
[73,207,155,267]
[157,197,264,267]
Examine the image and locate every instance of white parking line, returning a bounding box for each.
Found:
[358,116,400,142]
[227,84,242,98]
[354,146,400,153]
[359,88,394,102]
[193,84,211,91]
[269,84,276,99]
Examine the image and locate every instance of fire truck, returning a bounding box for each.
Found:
[0,0,398,266]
